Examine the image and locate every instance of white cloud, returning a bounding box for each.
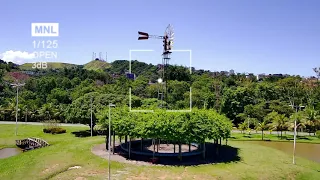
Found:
[0,50,35,64]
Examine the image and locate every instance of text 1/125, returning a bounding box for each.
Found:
[33,40,58,49]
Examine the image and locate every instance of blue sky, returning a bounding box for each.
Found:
[0,0,319,76]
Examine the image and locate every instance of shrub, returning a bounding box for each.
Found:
[316,130,320,139]
[43,127,66,134]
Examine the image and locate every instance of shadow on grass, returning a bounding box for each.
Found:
[71,130,106,137]
[243,135,252,138]
[297,136,311,140]
[114,141,240,166]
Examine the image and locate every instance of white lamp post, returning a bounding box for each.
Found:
[10,83,25,136]
[289,104,304,165]
[108,103,116,180]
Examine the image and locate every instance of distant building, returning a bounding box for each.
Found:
[229,69,235,75]
[256,73,266,81]
[220,71,229,76]
[272,74,283,77]
[246,73,255,79]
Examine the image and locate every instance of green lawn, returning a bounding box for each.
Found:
[0,124,320,180]
[231,132,320,144]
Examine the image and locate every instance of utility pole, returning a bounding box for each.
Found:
[10,83,25,136]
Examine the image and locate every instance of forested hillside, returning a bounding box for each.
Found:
[1,59,320,135]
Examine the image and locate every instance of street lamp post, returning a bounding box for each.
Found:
[108,103,116,180]
[293,106,297,165]
[290,104,304,165]
[10,83,25,136]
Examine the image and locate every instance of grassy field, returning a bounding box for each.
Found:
[0,124,320,180]
[230,132,320,144]
[84,60,111,71]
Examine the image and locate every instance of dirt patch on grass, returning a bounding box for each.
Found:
[74,177,87,180]
[41,164,60,174]
[91,143,152,166]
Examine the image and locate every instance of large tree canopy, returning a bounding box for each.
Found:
[99,107,232,143]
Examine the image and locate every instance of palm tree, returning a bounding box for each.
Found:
[39,103,58,121]
[256,117,271,140]
[305,108,320,135]
[289,111,306,136]
[238,122,247,134]
[272,113,288,139]
[0,105,4,120]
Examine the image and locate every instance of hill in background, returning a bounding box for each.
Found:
[83,59,111,71]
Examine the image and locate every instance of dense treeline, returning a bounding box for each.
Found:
[1,59,320,137]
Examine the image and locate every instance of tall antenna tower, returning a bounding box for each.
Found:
[92,52,107,61]
[138,24,174,109]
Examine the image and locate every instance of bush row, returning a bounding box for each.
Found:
[43,127,66,134]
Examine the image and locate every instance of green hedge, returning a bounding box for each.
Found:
[43,127,66,134]
[99,107,232,143]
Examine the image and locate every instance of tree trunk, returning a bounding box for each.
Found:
[189,142,191,152]
[280,130,282,139]
[105,134,109,150]
[261,130,264,140]
[119,136,121,143]
[129,137,131,159]
[203,142,206,159]
[226,138,228,145]
[141,138,143,151]
[153,139,156,153]
[174,143,176,153]
[157,139,159,153]
[113,131,115,154]
[179,143,182,161]
[125,135,127,144]
[216,143,219,156]
[219,137,222,145]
